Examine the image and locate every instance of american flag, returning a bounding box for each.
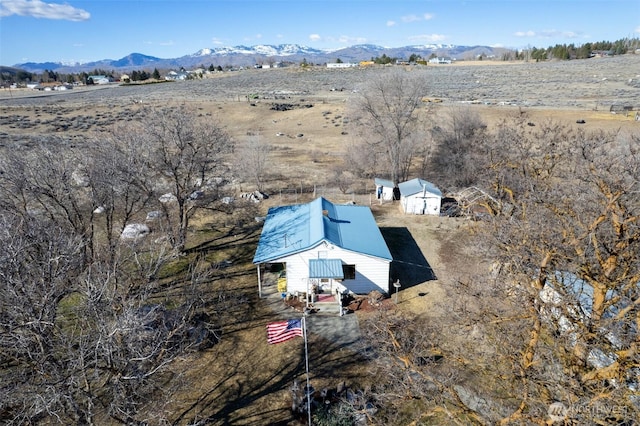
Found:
[266,319,303,344]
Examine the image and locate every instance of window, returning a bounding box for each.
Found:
[342,264,356,280]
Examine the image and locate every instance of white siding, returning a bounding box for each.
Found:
[376,185,395,201]
[401,194,441,215]
[274,242,390,295]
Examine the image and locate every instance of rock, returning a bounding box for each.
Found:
[189,190,205,200]
[146,210,162,221]
[120,223,150,240]
[71,169,89,187]
[159,193,177,203]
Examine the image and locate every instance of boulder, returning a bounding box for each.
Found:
[120,223,150,240]
[159,193,177,203]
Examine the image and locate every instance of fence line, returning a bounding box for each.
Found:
[269,184,388,207]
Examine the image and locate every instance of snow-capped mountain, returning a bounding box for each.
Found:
[191,44,331,57]
[9,43,507,73]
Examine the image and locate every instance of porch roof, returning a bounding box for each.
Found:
[309,259,344,279]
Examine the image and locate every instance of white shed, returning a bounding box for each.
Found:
[398,178,442,215]
[374,178,396,201]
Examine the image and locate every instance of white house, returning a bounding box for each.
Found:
[374,178,396,201]
[398,178,442,215]
[88,75,113,84]
[253,197,393,299]
[165,71,188,81]
[428,57,452,64]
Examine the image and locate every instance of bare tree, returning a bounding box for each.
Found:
[343,139,380,179]
[356,122,640,424]
[0,214,86,424]
[427,106,488,189]
[82,124,156,265]
[234,131,271,192]
[329,165,354,194]
[140,106,233,251]
[348,68,429,185]
[0,108,236,424]
[0,134,156,266]
[0,210,220,425]
[480,123,640,423]
[0,139,99,263]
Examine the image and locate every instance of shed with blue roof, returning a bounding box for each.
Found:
[398,178,442,215]
[253,197,392,297]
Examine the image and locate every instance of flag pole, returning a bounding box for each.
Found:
[303,315,312,425]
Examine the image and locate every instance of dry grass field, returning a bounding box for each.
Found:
[1,55,639,424]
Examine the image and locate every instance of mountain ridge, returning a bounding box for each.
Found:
[9,43,507,73]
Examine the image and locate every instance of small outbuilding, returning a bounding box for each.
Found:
[374,178,397,201]
[398,178,442,215]
[253,197,392,299]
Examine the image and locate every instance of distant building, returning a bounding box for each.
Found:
[87,75,113,84]
[327,62,358,68]
[428,57,452,64]
[165,71,188,81]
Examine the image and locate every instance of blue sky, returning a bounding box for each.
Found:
[1,0,639,66]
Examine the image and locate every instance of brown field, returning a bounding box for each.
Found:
[1,55,639,424]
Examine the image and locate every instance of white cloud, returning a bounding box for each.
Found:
[401,13,434,23]
[387,20,396,27]
[309,34,322,42]
[515,29,585,39]
[0,0,90,21]
[211,37,224,45]
[514,30,536,37]
[407,34,447,43]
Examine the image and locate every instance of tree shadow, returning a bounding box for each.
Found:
[381,227,437,289]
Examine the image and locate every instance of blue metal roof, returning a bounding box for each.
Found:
[253,197,392,264]
[309,259,344,278]
[398,178,442,197]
